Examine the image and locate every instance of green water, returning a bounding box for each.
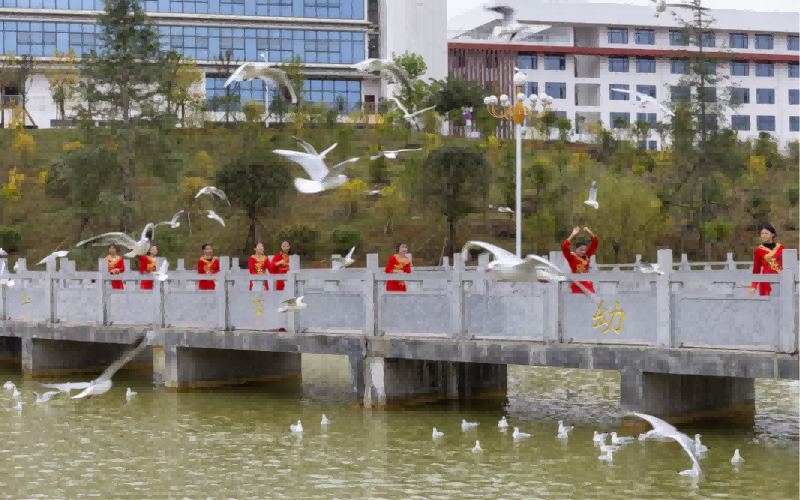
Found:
[1,362,797,499]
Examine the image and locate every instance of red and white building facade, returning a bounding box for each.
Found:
[448,1,800,149]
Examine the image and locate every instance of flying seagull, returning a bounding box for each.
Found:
[627,412,702,477]
[153,260,169,281]
[37,250,69,266]
[154,210,185,230]
[223,60,297,104]
[195,187,230,206]
[278,296,307,313]
[351,58,412,89]
[486,5,536,41]
[0,260,14,287]
[610,88,675,117]
[76,217,178,258]
[70,331,156,399]
[33,391,61,403]
[0,248,7,255]
[292,136,338,159]
[331,246,356,268]
[37,381,91,395]
[584,181,598,209]
[369,149,421,160]
[390,97,437,131]
[273,143,360,194]
[206,210,225,227]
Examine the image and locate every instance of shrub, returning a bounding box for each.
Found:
[330,226,362,256]
[0,226,22,253]
[276,223,320,258]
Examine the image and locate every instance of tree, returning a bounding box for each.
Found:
[427,76,488,115]
[45,48,80,122]
[215,155,292,254]
[411,145,491,257]
[390,51,432,117]
[209,49,242,125]
[556,117,573,142]
[269,55,306,125]
[159,51,205,127]
[654,121,671,150]
[632,119,652,149]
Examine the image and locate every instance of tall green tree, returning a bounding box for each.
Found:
[390,51,433,116]
[269,54,306,125]
[210,48,242,125]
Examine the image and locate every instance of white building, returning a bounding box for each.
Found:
[449,0,800,148]
[0,0,447,127]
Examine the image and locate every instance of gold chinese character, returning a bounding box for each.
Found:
[591,300,626,335]
[253,295,264,322]
[21,292,31,314]
[591,300,608,330]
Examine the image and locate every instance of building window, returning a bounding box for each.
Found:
[701,60,716,76]
[730,87,750,105]
[637,85,656,98]
[671,86,690,104]
[731,115,750,131]
[637,112,657,128]
[608,57,629,72]
[699,31,715,47]
[486,52,498,69]
[3,21,100,58]
[669,30,688,46]
[699,87,716,103]
[755,63,774,77]
[526,82,538,96]
[636,57,655,73]
[517,54,537,70]
[635,29,654,45]
[789,35,800,51]
[670,58,688,74]
[730,33,748,49]
[544,55,566,70]
[206,77,263,112]
[639,140,658,150]
[790,89,800,105]
[607,28,628,44]
[791,116,800,132]
[555,110,567,118]
[303,79,362,112]
[754,34,773,50]
[730,61,749,76]
[609,84,630,100]
[790,63,799,78]
[756,88,775,104]
[545,82,567,99]
[610,112,630,128]
[756,115,775,131]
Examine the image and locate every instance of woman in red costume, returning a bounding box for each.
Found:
[385,242,411,292]
[138,245,158,290]
[249,242,271,291]
[198,243,220,290]
[561,226,598,294]
[107,244,125,290]
[748,224,783,297]
[271,239,291,291]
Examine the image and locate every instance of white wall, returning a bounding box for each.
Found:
[382,0,448,84]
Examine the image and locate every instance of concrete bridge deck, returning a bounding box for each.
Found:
[0,248,797,423]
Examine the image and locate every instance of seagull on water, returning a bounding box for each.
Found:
[273,141,360,194]
[432,427,444,439]
[462,419,479,431]
[3,381,14,390]
[223,58,298,104]
[731,449,744,464]
[332,247,356,268]
[593,431,608,443]
[513,427,531,439]
[598,450,613,462]
[390,97,437,131]
[584,181,599,209]
[278,296,307,313]
[70,332,156,399]
[472,440,483,453]
[37,250,69,266]
[290,420,303,433]
[34,391,60,403]
[370,149,421,160]
[694,434,708,454]
[206,210,225,227]
[627,412,702,477]
[0,260,14,287]
[195,187,230,206]
[126,388,137,401]
[8,402,22,412]
[351,59,412,90]
[610,432,634,445]
[498,417,509,428]
[321,414,330,425]
[558,421,573,435]
[600,444,620,453]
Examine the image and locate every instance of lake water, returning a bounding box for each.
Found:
[1,356,797,499]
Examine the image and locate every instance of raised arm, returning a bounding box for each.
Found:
[586,231,599,258]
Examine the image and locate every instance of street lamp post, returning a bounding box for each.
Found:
[484,70,552,258]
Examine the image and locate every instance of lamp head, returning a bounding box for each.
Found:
[516,92,526,102]
[484,96,498,105]
[529,94,538,103]
[513,71,527,87]
[499,94,510,105]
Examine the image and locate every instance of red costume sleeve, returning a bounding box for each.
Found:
[138,256,148,273]
[586,236,599,258]
[751,249,763,291]
[402,260,411,274]
[385,255,397,274]
[561,240,577,269]
[248,256,257,274]
[197,258,204,274]
[212,259,220,274]
[271,254,289,274]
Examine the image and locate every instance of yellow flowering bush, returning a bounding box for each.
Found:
[195,150,214,178]
[63,141,83,152]
[2,167,25,202]
[480,135,501,150]
[36,171,48,189]
[14,132,35,159]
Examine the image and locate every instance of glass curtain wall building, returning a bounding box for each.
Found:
[0,0,372,126]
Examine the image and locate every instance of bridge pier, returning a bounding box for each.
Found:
[21,338,152,378]
[0,336,21,364]
[620,370,756,427]
[159,346,302,390]
[363,357,507,408]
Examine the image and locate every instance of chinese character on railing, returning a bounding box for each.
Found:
[21,292,31,314]
[253,295,264,322]
[591,299,625,335]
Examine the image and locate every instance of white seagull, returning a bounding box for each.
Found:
[610,432,634,445]
[558,421,574,435]
[584,181,599,209]
[154,210,186,229]
[351,58,412,89]
[33,391,60,403]
[37,381,91,396]
[432,427,444,439]
[610,88,675,116]
[731,449,744,464]
[126,387,137,401]
[600,444,620,453]
[636,262,665,276]
[472,440,483,453]
[153,260,169,282]
[513,427,531,439]
[0,260,14,287]
[0,248,7,255]
[71,332,156,399]
[486,5,536,41]
[273,141,360,194]
[13,387,21,398]
[462,419,480,431]
[321,414,330,425]
[627,412,702,477]
[76,218,175,259]
[290,420,303,433]
[369,149,421,160]
[639,429,660,441]
[223,60,297,104]
[278,296,307,313]
[593,431,608,443]
[37,250,69,266]
[332,247,356,268]
[195,187,230,206]
[3,381,14,390]
[498,417,509,428]
[390,97,436,131]
[694,434,708,453]
[206,210,225,227]
[598,450,613,462]
[8,402,22,412]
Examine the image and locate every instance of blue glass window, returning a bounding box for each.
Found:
[517,53,536,70]
[669,30,688,46]
[700,31,715,47]
[671,58,688,74]
[555,110,567,118]
[302,78,362,112]
[636,113,657,128]
[671,86,690,104]
[608,57,628,72]
[639,140,658,150]
[755,63,774,77]
[544,55,565,71]
[610,112,630,128]
[637,85,656,99]
[607,28,628,44]
[754,34,773,50]
[789,35,799,51]
[730,87,749,105]
[635,29,654,45]
[526,82,538,96]
[790,89,799,105]
[731,115,750,131]
[545,82,566,99]
[730,33,748,49]
[609,84,629,101]
[790,63,799,78]
[755,88,775,104]
[636,57,655,73]
[791,116,799,132]
[756,115,775,132]
[699,87,716,103]
[730,61,749,76]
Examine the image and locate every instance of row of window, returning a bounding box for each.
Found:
[205,77,362,112]
[608,112,799,133]
[0,22,366,63]
[0,0,365,19]
[515,54,564,71]
[514,82,567,99]
[607,84,800,106]
[607,28,799,51]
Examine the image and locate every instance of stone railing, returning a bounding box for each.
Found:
[0,249,796,354]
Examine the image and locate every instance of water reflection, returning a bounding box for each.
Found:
[0,364,796,499]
